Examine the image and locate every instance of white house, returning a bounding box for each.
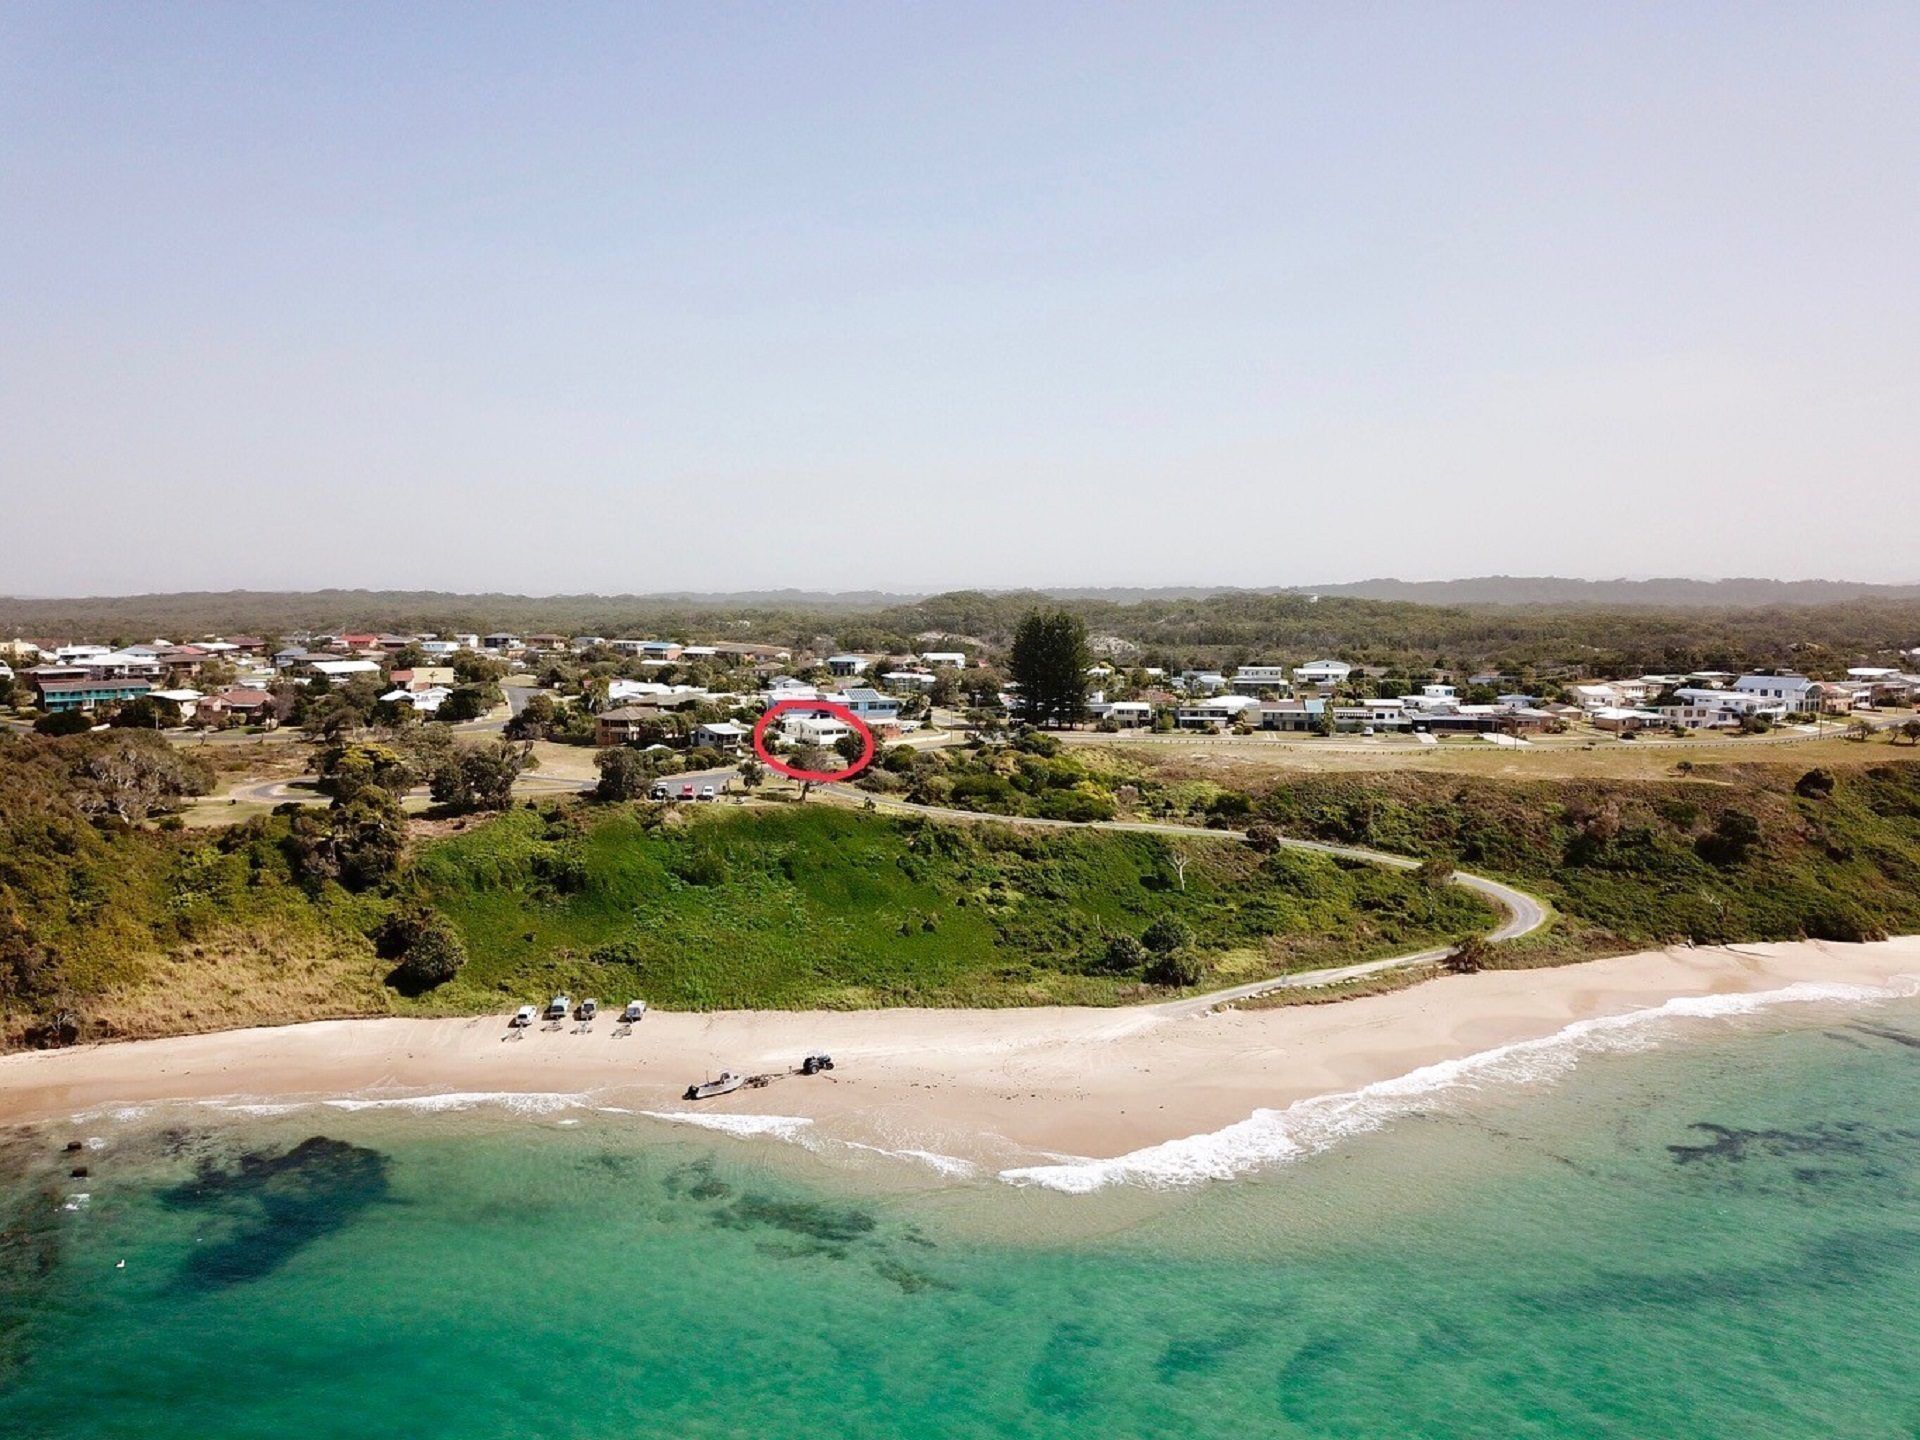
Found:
[1180,671,1229,695]
[1175,695,1262,730]
[833,687,901,723]
[919,651,966,667]
[782,714,854,748]
[880,669,937,692]
[1292,660,1351,688]
[1733,673,1820,714]
[691,721,748,751]
[1089,699,1153,727]
[1229,665,1291,696]
[306,658,382,680]
[1664,687,1785,728]
[825,655,870,677]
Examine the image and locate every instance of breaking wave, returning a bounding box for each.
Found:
[1000,980,1918,1193]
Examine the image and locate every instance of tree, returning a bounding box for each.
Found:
[286,786,408,891]
[1007,609,1090,728]
[504,692,559,741]
[788,743,832,798]
[34,710,92,736]
[1900,718,1920,746]
[69,732,214,823]
[109,696,168,729]
[379,904,468,993]
[739,757,766,789]
[432,740,525,811]
[595,746,651,802]
[315,741,413,800]
[437,686,492,723]
[1441,934,1491,974]
[834,731,867,765]
[1846,718,1875,743]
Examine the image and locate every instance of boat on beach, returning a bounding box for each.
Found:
[683,1072,746,1101]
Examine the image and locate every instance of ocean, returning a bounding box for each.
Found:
[4,986,1919,1438]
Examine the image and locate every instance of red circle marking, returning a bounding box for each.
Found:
[751,698,876,783]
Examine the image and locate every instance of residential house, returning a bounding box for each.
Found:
[1733,673,1820,715]
[1176,695,1262,730]
[302,658,383,681]
[919,651,967,667]
[834,687,902,725]
[203,687,275,723]
[782,714,855,748]
[150,689,204,722]
[1292,660,1352,688]
[388,666,457,692]
[1229,665,1291,696]
[826,654,871,677]
[879,669,937,692]
[32,677,153,713]
[1088,700,1153,727]
[1589,707,1669,734]
[596,705,667,746]
[691,721,749,751]
[1663,687,1784,729]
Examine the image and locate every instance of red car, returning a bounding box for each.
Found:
[679,783,695,800]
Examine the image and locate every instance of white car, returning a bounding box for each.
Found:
[510,1005,536,1028]
[699,784,717,801]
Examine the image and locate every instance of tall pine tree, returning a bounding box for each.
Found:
[1008,609,1090,727]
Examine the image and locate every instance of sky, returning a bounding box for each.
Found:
[3,2,1917,596]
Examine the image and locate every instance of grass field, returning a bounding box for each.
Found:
[407,803,1495,1011]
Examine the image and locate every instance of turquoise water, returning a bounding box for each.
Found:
[4,994,1920,1438]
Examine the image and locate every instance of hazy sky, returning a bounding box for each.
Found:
[4,3,1916,596]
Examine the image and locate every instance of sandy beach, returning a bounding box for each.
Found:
[3,937,1918,1171]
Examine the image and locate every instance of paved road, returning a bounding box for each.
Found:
[821,786,1550,1013]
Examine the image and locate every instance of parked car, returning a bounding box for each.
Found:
[578,998,598,1021]
[622,1000,647,1023]
[699,784,717,800]
[511,1005,536,1028]
[649,782,670,800]
[679,783,695,800]
[545,993,571,1021]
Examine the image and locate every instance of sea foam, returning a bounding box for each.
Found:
[1000,979,1917,1194]
[639,1110,816,1141]
[322,1090,591,1116]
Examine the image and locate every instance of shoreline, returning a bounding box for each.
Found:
[4,937,1918,1177]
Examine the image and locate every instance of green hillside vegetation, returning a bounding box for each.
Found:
[407,804,1493,1010]
[0,730,1492,1044]
[900,741,1920,956]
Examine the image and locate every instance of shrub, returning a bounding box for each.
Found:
[1795,768,1836,800]
[1141,915,1194,955]
[1095,933,1149,974]
[1144,948,1205,987]
[34,710,91,736]
[1440,933,1490,974]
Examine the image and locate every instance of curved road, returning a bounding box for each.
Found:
[821,785,1550,1014]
